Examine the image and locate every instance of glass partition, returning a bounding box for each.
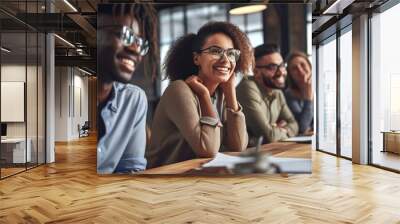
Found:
[0,1,46,179]
[1,31,28,177]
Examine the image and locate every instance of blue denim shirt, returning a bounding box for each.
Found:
[97,82,147,174]
[284,88,313,134]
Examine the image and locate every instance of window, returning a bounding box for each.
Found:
[339,27,352,158]
[317,36,337,154]
[159,7,186,94]
[370,2,400,171]
[230,11,263,47]
[187,5,227,33]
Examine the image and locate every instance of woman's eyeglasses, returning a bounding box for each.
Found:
[198,46,241,63]
[99,25,149,56]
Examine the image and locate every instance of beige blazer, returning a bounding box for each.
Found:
[146,80,248,168]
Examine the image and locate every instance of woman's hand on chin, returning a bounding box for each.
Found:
[186,75,217,118]
[219,72,236,95]
[300,75,313,101]
[185,75,210,98]
[220,73,239,111]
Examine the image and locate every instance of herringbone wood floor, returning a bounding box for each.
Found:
[1,135,400,223]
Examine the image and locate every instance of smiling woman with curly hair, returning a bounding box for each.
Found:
[146,21,254,168]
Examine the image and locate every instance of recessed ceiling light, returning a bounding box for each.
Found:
[1,47,11,53]
[229,5,267,15]
[63,0,78,12]
[77,67,92,76]
[54,34,75,48]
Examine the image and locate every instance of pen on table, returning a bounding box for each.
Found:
[255,136,263,152]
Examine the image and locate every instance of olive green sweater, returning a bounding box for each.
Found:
[236,77,298,145]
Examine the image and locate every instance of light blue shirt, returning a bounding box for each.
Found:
[97,82,147,174]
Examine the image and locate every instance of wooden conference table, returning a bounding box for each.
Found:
[140,142,311,175]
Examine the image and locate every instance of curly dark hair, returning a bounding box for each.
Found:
[98,3,159,78]
[286,51,312,90]
[164,21,254,81]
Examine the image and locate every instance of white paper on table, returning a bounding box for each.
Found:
[201,153,255,169]
[268,157,311,173]
[281,136,312,143]
[201,153,312,173]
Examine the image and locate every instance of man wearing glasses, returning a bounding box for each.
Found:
[237,43,298,145]
[97,4,157,174]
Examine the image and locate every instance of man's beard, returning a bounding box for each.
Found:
[262,75,285,89]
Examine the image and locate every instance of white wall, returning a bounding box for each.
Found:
[55,66,69,141]
[1,64,46,164]
[70,72,89,138]
[54,67,89,141]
